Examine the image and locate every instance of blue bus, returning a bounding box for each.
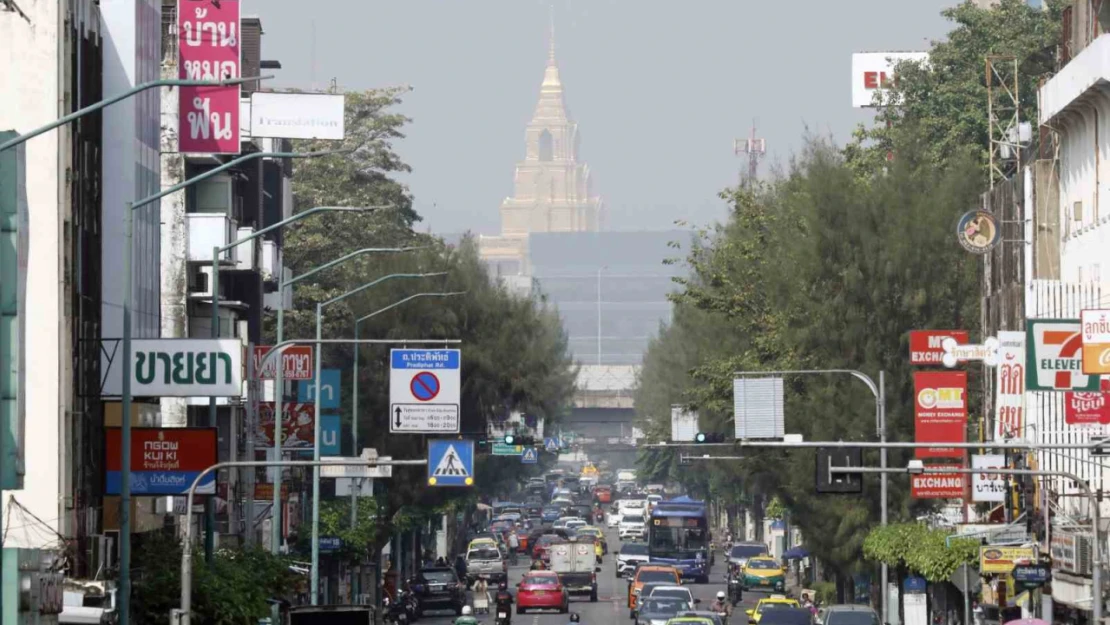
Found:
[647,497,710,583]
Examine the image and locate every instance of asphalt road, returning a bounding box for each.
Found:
[421,529,764,625]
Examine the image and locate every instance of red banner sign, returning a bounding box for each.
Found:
[105,427,217,495]
[911,466,965,499]
[914,371,967,458]
[252,345,314,380]
[1065,392,1110,425]
[909,330,969,365]
[254,483,290,500]
[177,0,241,153]
[256,402,315,448]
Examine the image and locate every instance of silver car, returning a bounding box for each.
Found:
[816,605,880,625]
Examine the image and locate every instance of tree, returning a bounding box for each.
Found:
[845,0,1061,179]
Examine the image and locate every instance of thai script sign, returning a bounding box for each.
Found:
[251,345,314,380]
[910,466,964,499]
[979,546,1036,574]
[105,427,217,495]
[1081,309,1110,374]
[914,371,967,459]
[909,330,969,365]
[970,454,1006,503]
[1065,391,1110,425]
[994,331,1026,440]
[102,339,243,397]
[178,0,241,153]
[941,337,999,368]
[1026,319,1100,391]
[256,402,315,448]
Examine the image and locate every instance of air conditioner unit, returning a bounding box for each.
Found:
[187,265,224,300]
[234,227,256,270]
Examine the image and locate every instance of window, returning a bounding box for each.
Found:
[538,129,553,161]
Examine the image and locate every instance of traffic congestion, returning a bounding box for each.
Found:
[386,465,878,625]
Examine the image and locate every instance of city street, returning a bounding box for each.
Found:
[421,530,760,625]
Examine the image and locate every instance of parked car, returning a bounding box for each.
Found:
[516,570,569,614]
[411,567,465,616]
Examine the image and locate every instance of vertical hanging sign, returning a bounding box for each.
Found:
[914,370,967,459]
[994,331,1026,441]
[178,0,241,154]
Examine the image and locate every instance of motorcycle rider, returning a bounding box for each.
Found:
[495,581,514,625]
[568,613,581,624]
[711,590,732,622]
[454,605,479,625]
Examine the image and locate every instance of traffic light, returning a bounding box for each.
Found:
[504,434,537,446]
[695,432,727,443]
[815,447,863,494]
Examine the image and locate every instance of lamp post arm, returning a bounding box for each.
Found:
[283,246,433,288]
[322,272,449,308]
[218,208,395,255]
[355,291,467,324]
[0,75,270,152]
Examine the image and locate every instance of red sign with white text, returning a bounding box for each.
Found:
[1065,392,1110,425]
[178,0,241,153]
[909,330,970,365]
[914,371,968,458]
[252,345,314,380]
[911,466,965,499]
[255,402,315,448]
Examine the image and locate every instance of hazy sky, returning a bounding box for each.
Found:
[252,1,957,235]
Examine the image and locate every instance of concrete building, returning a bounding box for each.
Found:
[479,24,603,277]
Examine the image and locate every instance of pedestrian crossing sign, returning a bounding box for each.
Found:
[521,447,538,464]
[427,439,474,487]
[544,437,559,453]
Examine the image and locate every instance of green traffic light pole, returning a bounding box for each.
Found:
[349,290,466,527]
[0,76,268,152]
[268,245,429,556]
[209,213,395,553]
[119,148,352,625]
[309,272,448,604]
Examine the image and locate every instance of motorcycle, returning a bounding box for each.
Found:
[383,595,410,625]
[727,566,743,606]
[494,606,511,625]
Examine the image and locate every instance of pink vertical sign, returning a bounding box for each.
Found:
[177,0,241,154]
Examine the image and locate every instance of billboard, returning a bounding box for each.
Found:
[178,0,241,153]
[914,371,967,459]
[909,330,969,365]
[994,331,1026,440]
[105,427,217,495]
[970,454,1007,503]
[256,402,315,448]
[671,406,698,442]
[250,92,345,140]
[1026,319,1100,391]
[910,467,964,499]
[1081,309,1110,374]
[101,339,244,397]
[1065,392,1110,425]
[851,52,928,108]
[252,345,314,381]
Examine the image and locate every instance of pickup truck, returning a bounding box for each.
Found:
[548,540,599,602]
[466,546,507,585]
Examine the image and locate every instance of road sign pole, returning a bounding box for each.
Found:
[311,303,323,605]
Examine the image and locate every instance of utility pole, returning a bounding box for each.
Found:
[733,120,766,187]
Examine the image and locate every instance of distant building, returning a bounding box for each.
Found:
[479,22,603,277]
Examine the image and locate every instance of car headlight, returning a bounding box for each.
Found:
[651,620,669,625]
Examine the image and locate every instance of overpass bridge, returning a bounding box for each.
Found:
[561,365,641,465]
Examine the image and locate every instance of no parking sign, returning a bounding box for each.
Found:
[389,349,461,433]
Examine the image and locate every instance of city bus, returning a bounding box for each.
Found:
[647,497,710,583]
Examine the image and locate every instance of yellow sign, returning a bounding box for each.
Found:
[979,546,1036,574]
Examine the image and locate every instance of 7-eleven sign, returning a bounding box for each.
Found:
[1026,319,1101,391]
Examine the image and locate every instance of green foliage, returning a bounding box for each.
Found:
[298,497,379,561]
[862,523,979,582]
[269,87,576,549]
[812,581,837,605]
[845,0,1062,179]
[764,497,785,520]
[132,531,299,625]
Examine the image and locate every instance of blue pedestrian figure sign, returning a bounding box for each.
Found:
[299,368,341,410]
[543,437,559,453]
[521,447,538,464]
[428,439,474,487]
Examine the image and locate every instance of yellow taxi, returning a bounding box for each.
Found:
[741,556,786,592]
[467,537,498,552]
[746,595,800,623]
[575,526,608,554]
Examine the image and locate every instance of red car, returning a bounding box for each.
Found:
[532,535,562,561]
[516,571,569,614]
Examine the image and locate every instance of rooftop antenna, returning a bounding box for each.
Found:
[733,119,766,188]
[310,20,317,91]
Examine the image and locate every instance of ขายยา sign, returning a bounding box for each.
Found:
[102,339,243,397]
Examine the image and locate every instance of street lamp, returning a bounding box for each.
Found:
[117,147,353,625]
[309,272,448,604]
[348,291,466,525]
[266,245,429,555]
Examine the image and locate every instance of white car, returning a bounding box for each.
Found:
[619,513,646,540]
[607,511,623,528]
[565,518,587,531]
[615,542,650,577]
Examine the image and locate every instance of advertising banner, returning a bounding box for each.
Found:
[101,338,244,397]
[1081,309,1110,374]
[178,0,241,153]
[252,345,314,381]
[909,330,969,366]
[1065,392,1110,425]
[249,92,346,140]
[256,402,315,448]
[1026,319,1100,391]
[970,454,1007,502]
[979,546,1036,574]
[994,331,1026,440]
[914,371,967,458]
[105,427,217,495]
[851,51,929,108]
[910,466,964,499]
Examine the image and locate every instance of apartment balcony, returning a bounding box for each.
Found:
[187,213,237,264]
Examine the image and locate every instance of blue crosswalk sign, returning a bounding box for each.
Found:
[521,447,538,464]
[428,439,474,487]
[544,437,559,453]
